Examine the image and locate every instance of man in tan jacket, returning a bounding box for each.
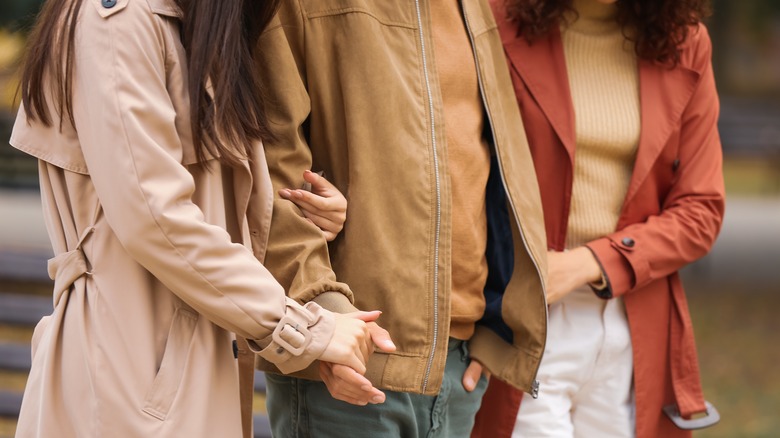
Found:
[255,0,549,435]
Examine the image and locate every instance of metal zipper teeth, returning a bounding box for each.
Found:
[414,0,442,394]
[461,0,548,398]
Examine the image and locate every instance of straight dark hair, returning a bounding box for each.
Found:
[19,0,280,166]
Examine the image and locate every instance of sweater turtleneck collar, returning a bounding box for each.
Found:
[564,0,620,34]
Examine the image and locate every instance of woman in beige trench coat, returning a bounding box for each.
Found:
[10,0,384,437]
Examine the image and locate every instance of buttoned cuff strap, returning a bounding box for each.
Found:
[247,300,335,374]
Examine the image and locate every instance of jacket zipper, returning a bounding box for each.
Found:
[461,0,547,398]
[414,0,442,394]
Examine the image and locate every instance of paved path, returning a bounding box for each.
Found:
[687,195,780,288]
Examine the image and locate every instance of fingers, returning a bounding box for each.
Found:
[301,211,344,236]
[367,322,396,352]
[344,310,382,323]
[319,362,387,406]
[343,313,395,354]
[280,189,346,237]
[462,360,484,392]
[303,170,339,196]
[279,188,334,212]
[320,315,369,374]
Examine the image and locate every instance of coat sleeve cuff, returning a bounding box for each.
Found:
[247,299,334,374]
[585,237,636,298]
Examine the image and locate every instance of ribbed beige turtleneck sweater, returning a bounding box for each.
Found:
[562,0,640,249]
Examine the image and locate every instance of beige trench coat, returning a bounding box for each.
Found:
[10,0,336,436]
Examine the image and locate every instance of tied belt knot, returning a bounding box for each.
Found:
[47,226,95,308]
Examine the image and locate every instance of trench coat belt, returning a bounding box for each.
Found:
[666,285,719,429]
[47,226,95,309]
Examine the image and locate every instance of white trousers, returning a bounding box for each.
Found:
[513,287,635,438]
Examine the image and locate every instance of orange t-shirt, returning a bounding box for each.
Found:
[430,0,491,340]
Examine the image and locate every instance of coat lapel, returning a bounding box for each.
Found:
[623,60,700,205]
[498,22,576,162]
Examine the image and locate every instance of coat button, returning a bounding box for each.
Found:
[102,0,117,8]
[672,158,680,172]
[621,237,635,248]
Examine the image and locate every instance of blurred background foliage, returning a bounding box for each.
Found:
[0,1,779,438]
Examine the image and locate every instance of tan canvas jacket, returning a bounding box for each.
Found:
[256,0,549,395]
[10,0,336,436]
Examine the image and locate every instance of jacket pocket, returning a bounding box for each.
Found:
[142,307,199,420]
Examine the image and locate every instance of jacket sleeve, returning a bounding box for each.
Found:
[70,0,332,373]
[586,26,725,298]
[253,1,358,313]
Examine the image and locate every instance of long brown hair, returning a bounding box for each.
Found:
[505,0,712,65]
[19,0,280,166]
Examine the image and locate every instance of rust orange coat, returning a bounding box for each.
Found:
[473,4,725,438]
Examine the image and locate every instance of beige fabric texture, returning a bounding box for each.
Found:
[561,0,640,249]
[10,0,336,436]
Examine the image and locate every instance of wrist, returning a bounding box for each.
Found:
[573,247,602,285]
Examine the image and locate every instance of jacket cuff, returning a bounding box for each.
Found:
[247,299,334,374]
[312,291,360,314]
[585,237,639,298]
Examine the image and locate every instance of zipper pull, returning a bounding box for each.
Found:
[531,380,540,399]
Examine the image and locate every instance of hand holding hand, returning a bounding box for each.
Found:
[318,310,381,374]
[280,170,347,241]
[319,318,396,405]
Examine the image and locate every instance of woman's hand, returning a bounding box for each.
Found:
[545,247,603,304]
[318,311,380,374]
[279,170,347,241]
[318,312,397,406]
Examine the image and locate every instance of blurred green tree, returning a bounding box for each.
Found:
[0,0,45,31]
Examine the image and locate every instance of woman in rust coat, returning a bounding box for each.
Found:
[473,0,723,437]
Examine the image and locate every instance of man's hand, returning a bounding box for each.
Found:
[367,321,396,353]
[462,360,490,392]
[319,362,387,406]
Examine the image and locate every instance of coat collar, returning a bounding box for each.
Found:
[497,14,702,207]
[146,0,182,18]
[498,19,577,163]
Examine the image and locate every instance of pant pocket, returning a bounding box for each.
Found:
[142,307,199,420]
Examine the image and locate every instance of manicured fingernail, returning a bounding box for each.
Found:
[464,378,474,390]
[384,340,396,349]
[371,395,384,404]
[361,385,372,392]
[279,190,290,198]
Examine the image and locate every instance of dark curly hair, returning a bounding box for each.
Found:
[505,0,712,65]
